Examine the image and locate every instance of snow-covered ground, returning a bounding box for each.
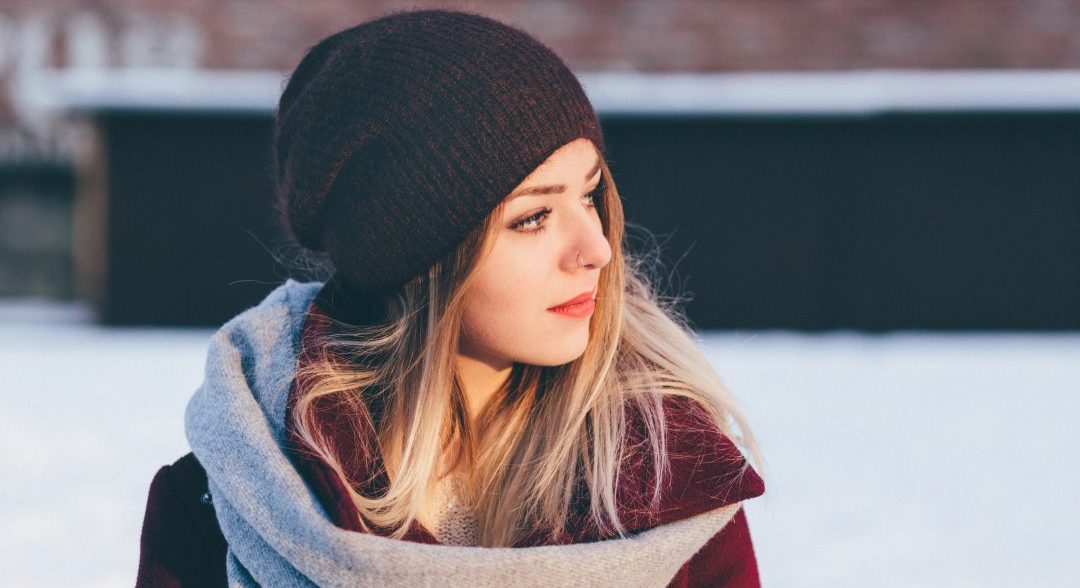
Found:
[1,299,1078,587]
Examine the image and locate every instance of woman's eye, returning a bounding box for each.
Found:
[584,183,601,206]
[512,208,551,233]
[511,185,601,234]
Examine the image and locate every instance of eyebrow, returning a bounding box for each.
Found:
[508,155,602,200]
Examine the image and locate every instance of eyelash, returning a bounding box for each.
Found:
[511,185,602,235]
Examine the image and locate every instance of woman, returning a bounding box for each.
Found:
[137,8,766,587]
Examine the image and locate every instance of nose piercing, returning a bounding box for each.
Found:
[577,252,584,267]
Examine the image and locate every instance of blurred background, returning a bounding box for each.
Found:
[2,0,1079,586]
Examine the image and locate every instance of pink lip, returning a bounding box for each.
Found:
[548,289,596,319]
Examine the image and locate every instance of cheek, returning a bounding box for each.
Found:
[460,247,592,367]
[462,254,545,350]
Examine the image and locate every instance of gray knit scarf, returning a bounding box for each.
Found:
[185,279,742,587]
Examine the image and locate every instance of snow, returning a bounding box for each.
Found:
[706,331,1080,587]
[1,301,1077,587]
[35,68,1080,116]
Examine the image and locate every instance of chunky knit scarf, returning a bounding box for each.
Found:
[184,279,742,587]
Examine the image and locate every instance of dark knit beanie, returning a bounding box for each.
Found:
[275,8,606,298]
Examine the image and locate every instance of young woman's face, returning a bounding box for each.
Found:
[460,137,612,369]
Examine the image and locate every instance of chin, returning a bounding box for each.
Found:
[512,325,592,366]
[523,341,589,367]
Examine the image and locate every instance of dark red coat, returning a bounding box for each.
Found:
[137,298,765,587]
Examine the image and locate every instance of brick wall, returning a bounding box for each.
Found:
[3,0,1080,133]
[2,2,1080,73]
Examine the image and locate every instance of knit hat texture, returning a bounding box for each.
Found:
[275,8,606,296]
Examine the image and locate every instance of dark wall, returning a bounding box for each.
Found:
[97,111,283,326]
[91,110,1080,330]
[603,112,1080,331]
[0,163,75,298]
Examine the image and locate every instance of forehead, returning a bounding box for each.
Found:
[527,138,598,178]
[507,140,601,201]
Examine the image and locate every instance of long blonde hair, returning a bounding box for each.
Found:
[291,153,763,547]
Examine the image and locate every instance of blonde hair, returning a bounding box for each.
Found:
[291,154,763,547]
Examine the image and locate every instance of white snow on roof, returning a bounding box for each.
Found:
[26,68,1080,116]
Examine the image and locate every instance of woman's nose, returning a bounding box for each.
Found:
[567,211,611,271]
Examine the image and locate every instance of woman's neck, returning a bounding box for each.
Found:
[454,350,512,425]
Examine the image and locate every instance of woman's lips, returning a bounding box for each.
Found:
[548,290,596,319]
